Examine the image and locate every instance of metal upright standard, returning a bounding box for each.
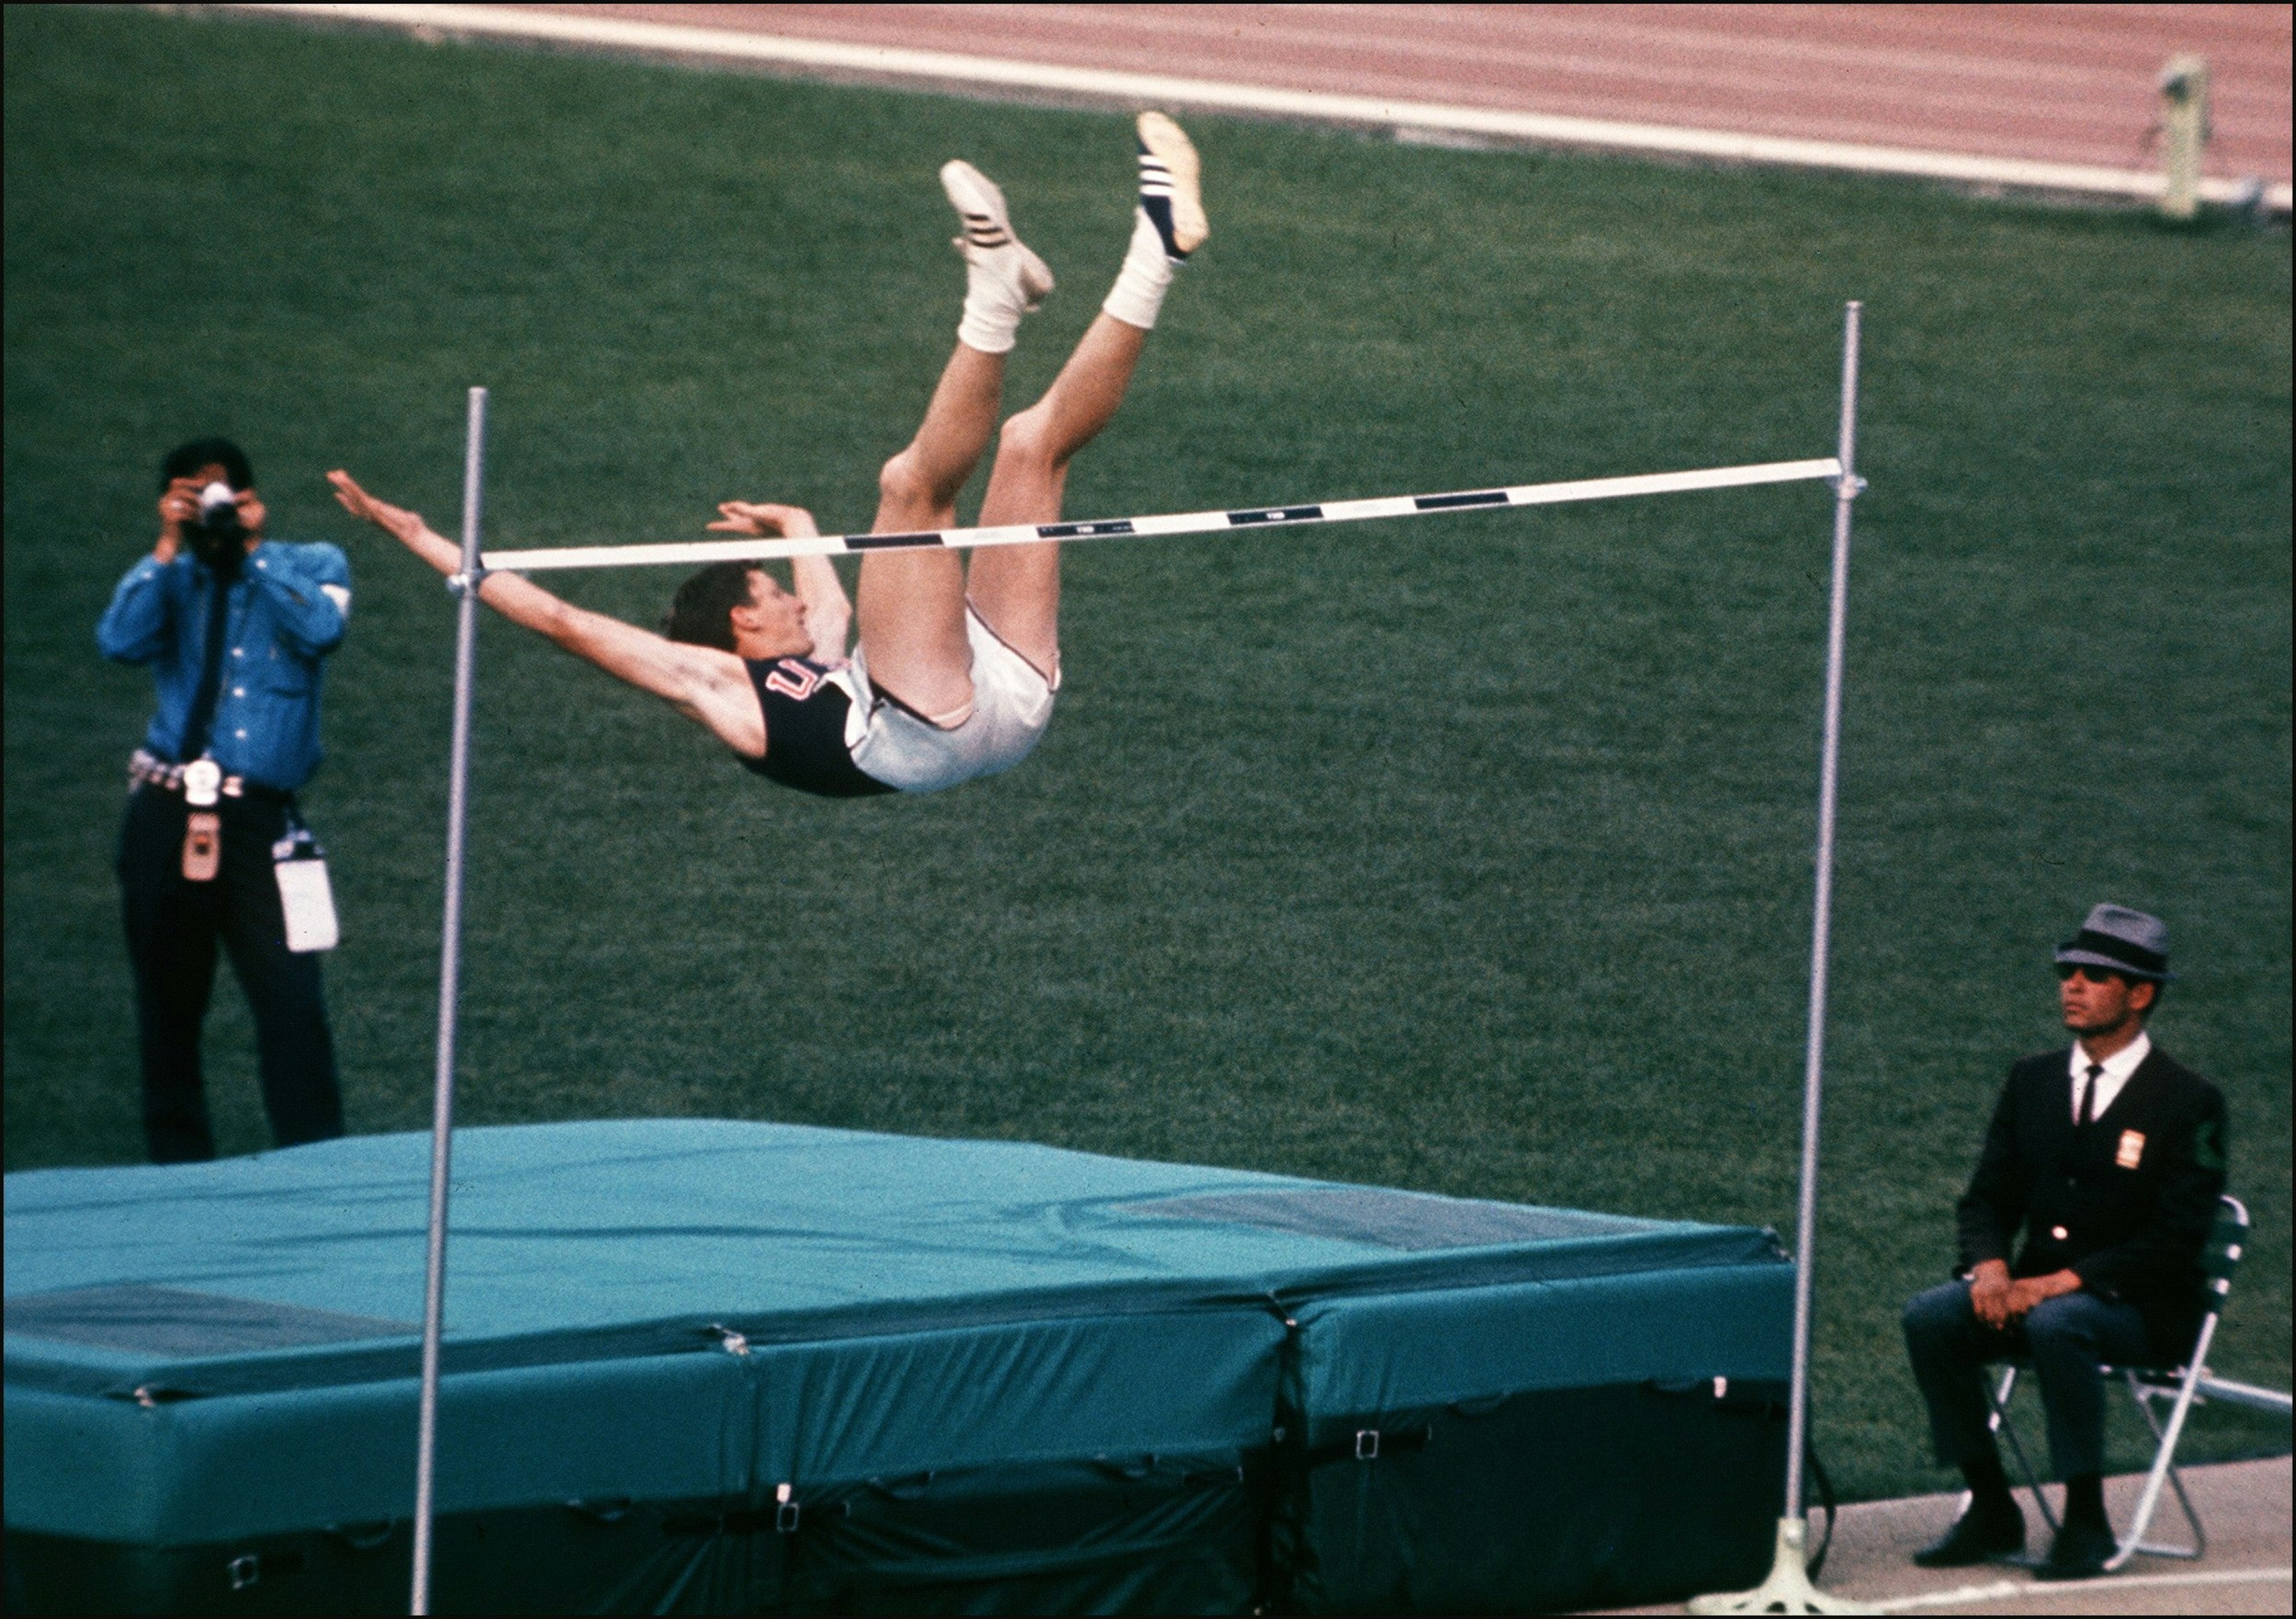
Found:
[1690,307,1873,1615]
[411,386,488,1617]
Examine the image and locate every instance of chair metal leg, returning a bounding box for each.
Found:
[2103,1316,2219,1571]
[1984,1364,2059,1535]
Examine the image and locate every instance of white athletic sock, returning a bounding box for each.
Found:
[957,249,1032,355]
[1101,209,1178,331]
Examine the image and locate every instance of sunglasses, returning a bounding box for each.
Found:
[2056,964,2126,984]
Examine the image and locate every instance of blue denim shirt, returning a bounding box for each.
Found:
[96,541,351,791]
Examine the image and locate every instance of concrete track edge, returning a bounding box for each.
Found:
[1602,1455,2292,1615]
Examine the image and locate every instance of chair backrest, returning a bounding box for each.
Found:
[2200,1193,2248,1321]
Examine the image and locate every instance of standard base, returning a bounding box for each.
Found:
[1686,1517,1877,1615]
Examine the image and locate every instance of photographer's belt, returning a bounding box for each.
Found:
[128,748,286,802]
[129,750,287,882]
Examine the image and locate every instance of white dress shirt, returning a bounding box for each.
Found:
[2068,1030,2150,1124]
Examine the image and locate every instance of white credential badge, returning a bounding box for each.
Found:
[273,828,339,953]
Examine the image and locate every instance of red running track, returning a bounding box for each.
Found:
[514,4,2290,187]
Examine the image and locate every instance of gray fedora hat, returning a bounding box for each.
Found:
[2055,903,2173,982]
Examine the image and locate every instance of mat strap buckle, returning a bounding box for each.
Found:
[1354,1429,1379,1461]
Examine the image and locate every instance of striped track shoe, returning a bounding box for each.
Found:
[940,160,1054,309]
[1134,111,1207,260]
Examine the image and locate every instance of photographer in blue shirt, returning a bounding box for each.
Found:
[97,438,351,1162]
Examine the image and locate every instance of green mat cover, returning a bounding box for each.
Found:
[6,1120,1791,1613]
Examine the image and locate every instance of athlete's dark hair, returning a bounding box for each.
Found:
[159,438,254,493]
[662,562,760,651]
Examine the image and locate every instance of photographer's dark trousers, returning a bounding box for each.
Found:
[117,783,341,1163]
[1902,1280,2151,1480]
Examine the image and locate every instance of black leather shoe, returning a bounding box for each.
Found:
[2033,1516,2117,1581]
[1912,1499,2026,1567]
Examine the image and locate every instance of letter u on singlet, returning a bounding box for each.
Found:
[738,657,897,798]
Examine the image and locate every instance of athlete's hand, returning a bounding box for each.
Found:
[328,470,428,547]
[709,501,819,539]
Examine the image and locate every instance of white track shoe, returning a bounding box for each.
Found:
[941,160,1054,310]
[1134,111,1207,258]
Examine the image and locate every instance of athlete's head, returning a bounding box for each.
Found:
[663,561,810,656]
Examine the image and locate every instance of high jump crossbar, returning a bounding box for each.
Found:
[413,306,1867,1616]
[477,457,1843,574]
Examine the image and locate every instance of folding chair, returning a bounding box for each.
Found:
[1984,1193,2248,1572]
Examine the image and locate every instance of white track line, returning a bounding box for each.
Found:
[1873,1564,2293,1612]
[228,4,2290,214]
[480,457,1843,574]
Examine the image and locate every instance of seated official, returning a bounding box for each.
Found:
[1901,904,2228,1580]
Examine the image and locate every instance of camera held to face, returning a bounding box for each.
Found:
[189,480,246,575]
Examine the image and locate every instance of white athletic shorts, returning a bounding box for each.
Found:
[846,603,1057,794]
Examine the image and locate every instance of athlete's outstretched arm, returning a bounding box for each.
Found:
[791,556,851,664]
[328,471,767,756]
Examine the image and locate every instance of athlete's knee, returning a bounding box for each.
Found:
[994,403,1061,471]
[877,449,952,517]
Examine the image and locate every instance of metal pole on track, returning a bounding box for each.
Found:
[1787,300,1863,1531]
[1690,303,1873,1616]
[411,386,487,1617]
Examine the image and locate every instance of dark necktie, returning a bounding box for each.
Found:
[2078,1062,2104,1127]
[181,570,233,761]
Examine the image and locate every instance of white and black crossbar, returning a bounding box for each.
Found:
[481,456,1844,574]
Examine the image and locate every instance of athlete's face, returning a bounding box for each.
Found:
[735,569,811,654]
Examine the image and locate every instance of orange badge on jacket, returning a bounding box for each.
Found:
[2116,1130,2146,1170]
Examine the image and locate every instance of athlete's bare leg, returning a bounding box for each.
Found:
[861,116,1202,711]
[856,342,1004,717]
[856,159,1054,720]
[966,314,1148,677]
[967,111,1204,682]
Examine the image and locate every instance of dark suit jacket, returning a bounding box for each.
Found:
[1956,1043,2228,1362]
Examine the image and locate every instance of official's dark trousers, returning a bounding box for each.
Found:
[117,783,341,1163]
[1902,1279,2151,1480]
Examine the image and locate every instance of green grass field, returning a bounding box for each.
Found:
[5,7,2288,1504]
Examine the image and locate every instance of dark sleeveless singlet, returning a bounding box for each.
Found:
[738,657,896,798]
